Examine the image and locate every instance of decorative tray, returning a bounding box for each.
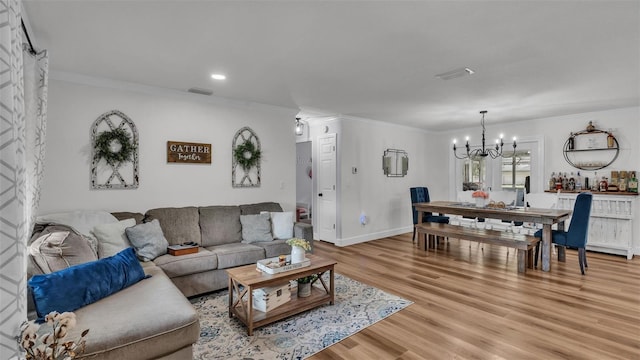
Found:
[257,255,311,274]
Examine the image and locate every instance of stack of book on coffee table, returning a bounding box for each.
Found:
[252,282,291,312]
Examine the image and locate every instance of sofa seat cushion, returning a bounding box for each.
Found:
[199,205,242,246]
[252,239,292,258]
[153,248,218,278]
[206,243,265,269]
[145,207,201,245]
[71,266,199,360]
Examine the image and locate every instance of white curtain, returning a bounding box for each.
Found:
[0,0,48,358]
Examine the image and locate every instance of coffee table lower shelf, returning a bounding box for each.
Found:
[232,286,332,332]
[226,255,336,336]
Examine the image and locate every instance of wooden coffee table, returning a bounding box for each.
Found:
[226,254,336,335]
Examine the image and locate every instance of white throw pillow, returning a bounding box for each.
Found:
[270,211,294,240]
[92,218,137,258]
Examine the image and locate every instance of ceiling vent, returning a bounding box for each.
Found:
[435,67,475,80]
[187,87,214,96]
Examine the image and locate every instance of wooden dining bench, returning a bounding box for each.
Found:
[415,222,541,273]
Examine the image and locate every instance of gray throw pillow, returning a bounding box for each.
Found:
[125,219,169,261]
[28,230,98,273]
[240,213,273,243]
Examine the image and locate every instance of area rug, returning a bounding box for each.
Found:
[190,273,413,360]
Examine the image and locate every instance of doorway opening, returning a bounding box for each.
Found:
[296,141,312,224]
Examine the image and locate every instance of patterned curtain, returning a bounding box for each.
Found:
[0,1,49,358]
[23,47,49,230]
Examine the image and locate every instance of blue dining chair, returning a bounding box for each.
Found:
[410,187,450,243]
[534,192,592,275]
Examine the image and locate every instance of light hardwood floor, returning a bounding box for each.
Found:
[308,234,640,360]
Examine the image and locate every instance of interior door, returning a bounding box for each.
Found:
[317,133,337,243]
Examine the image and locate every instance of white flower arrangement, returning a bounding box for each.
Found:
[286,238,311,251]
[19,311,89,360]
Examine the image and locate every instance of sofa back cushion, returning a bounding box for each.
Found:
[145,207,201,245]
[199,206,242,246]
[111,211,145,224]
[239,202,283,215]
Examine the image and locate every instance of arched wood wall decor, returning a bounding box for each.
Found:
[91,110,139,189]
[232,126,261,188]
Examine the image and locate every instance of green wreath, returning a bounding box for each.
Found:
[94,128,136,163]
[234,141,261,170]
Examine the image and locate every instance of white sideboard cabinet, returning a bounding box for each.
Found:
[556,192,636,259]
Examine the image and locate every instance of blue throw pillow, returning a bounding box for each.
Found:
[28,247,146,322]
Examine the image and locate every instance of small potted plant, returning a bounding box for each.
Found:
[296,274,318,298]
[286,238,311,264]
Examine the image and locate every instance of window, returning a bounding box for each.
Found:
[462,158,485,190]
[502,151,531,190]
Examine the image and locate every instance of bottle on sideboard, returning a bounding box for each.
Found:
[599,176,608,192]
[575,171,582,191]
[549,172,556,191]
[591,172,599,191]
[629,172,638,193]
[568,172,576,191]
[619,172,628,192]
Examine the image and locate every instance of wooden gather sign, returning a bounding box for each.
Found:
[167,141,212,164]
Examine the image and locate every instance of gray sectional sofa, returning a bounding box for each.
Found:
[28,202,313,360]
[139,202,312,297]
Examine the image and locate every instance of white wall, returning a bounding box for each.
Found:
[305,116,442,246]
[441,106,640,255]
[39,77,299,214]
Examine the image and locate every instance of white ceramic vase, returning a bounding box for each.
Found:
[475,198,486,208]
[291,245,306,264]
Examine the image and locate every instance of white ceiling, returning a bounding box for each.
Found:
[23,1,640,131]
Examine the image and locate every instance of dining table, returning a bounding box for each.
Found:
[414,201,573,272]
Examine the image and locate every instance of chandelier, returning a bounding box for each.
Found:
[452,111,517,159]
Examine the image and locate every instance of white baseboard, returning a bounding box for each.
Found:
[333,226,413,247]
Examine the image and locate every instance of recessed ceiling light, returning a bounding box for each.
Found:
[211,73,226,80]
[435,67,475,80]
